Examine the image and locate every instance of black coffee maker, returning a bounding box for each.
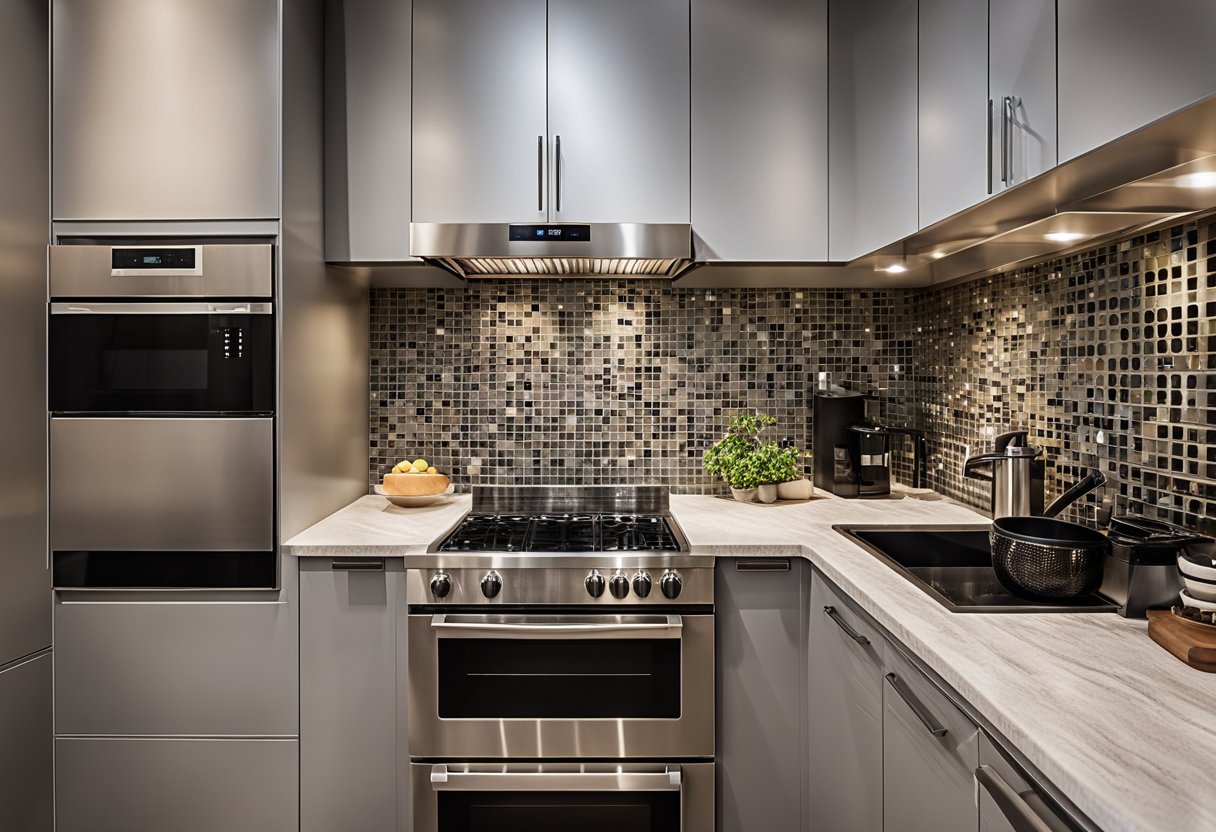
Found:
[813,389,927,498]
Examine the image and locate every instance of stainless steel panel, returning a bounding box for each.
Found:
[412,0,548,223]
[988,0,1056,191]
[407,612,714,759]
[0,654,53,832]
[49,244,274,298]
[300,560,403,832]
[430,613,684,639]
[828,0,919,261]
[51,0,279,221]
[51,301,273,315]
[472,484,674,514]
[883,646,980,832]
[548,0,690,224]
[54,592,297,735]
[410,762,715,831]
[692,0,828,261]
[0,0,51,667]
[325,0,414,262]
[55,738,298,832]
[49,418,274,552]
[919,0,989,226]
[716,558,809,832]
[1058,0,1216,163]
[808,576,885,832]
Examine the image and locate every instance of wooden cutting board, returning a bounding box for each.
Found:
[1147,609,1216,672]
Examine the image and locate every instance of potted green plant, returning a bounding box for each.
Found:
[703,413,810,503]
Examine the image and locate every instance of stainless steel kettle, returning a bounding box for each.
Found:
[962,430,1045,519]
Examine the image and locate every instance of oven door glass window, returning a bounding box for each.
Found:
[49,312,274,414]
[438,637,681,719]
[438,791,679,832]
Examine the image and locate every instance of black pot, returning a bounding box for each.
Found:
[990,516,1110,599]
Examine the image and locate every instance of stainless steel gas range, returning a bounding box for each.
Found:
[406,486,714,832]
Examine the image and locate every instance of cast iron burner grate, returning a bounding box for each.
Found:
[437,513,681,553]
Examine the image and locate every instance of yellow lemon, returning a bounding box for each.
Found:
[412,458,429,472]
[427,466,439,474]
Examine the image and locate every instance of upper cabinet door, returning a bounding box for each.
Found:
[412,0,548,224]
[828,0,919,261]
[918,0,989,227]
[547,0,691,224]
[1058,0,1216,162]
[989,0,1057,191]
[692,0,827,261]
[52,0,280,221]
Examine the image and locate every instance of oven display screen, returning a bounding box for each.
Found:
[111,248,196,270]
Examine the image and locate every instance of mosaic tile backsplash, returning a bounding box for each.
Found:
[370,219,1216,529]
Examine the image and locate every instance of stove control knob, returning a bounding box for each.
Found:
[660,570,683,600]
[480,570,502,599]
[585,569,606,599]
[430,572,452,599]
[609,571,631,600]
[632,571,653,599]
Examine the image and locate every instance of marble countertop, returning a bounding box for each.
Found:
[284,490,1216,832]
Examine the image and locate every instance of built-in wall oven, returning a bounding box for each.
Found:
[48,243,277,590]
[405,487,715,832]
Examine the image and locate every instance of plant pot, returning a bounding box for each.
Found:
[730,487,757,503]
[757,484,778,504]
[776,478,814,501]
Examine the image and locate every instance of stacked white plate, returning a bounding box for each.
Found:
[1177,550,1216,610]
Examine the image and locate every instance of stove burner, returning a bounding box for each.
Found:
[437,513,683,553]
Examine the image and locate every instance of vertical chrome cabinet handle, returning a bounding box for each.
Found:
[884,672,949,738]
[987,99,994,194]
[974,766,1054,832]
[555,134,562,213]
[1000,96,1011,185]
[537,135,544,212]
[823,606,870,645]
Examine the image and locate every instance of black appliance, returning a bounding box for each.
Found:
[812,390,865,496]
[1102,516,1210,618]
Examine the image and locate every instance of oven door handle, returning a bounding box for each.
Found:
[50,302,273,315]
[429,613,683,639]
[429,764,683,792]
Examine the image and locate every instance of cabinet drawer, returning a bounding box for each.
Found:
[55,737,297,832]
[978,732,1079,832]
[54,594,296,735]
[883,646,980,832]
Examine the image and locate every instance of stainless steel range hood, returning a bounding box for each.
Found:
[409,223,695,279]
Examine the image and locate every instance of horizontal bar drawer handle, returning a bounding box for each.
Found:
[50,302,273,315]
[823,605,870,645]
[974,766,1054,832]
[430,764,682,793]
[736,559,791,572]
[331,558,385,571]
[430,613,682,635]
[884,672,949,738]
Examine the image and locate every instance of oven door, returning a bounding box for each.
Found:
[411,762,714,832]
[407,613,713,759]
[49,302,274,416]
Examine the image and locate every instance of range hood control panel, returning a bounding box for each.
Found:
[508,224,591,242]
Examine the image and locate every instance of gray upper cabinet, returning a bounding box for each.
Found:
[883,646,980,832]
[549,0,690,224]
[918,0,990,227]
[1058,0,1216,162]
[51,0,280,221]
[300,559,404,832]
[808,576,884,832]
[325,0,413,261]
[988,0,1056,191]
[829,0,919,262]
[412,0,547,224]
[716,558,809,832]
[692,0,827,261]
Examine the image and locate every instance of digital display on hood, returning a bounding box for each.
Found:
[509,224,591,242]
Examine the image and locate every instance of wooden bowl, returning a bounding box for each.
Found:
[381,473,451,497]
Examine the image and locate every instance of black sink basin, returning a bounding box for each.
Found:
[835,525,1116,613]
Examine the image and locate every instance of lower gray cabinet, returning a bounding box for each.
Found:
[300,557,405,832]
[978,732,1077,832]
[807,576,885,832]
[55,737,298,832]
[883,646,980,832]
[716,557,809,832]
[0,653,52,832]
